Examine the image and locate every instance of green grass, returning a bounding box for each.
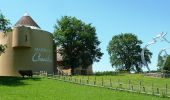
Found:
[73,74,170,87]
[72,74,170,96]
[0,76,170,100]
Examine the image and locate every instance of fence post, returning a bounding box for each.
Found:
[143,86,145,92]
[110,78,112,87]
[102,77,104,86]
[118,79,119,88]
[157,88,159,94]
[118,79,121,89]
[94,77,96,85]
[131,85,133,91]
[139,81,141,92]
[152,83,154,95]
[87,76,89,84]
[165,83,168,96]
[75,78,76,83]
[82,76,84,84]
[128,80,131,90]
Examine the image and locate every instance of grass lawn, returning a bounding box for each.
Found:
[0,76,169,100]
[73,74,170,86]
[73,74,170,91]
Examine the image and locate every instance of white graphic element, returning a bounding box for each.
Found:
[32,48,52,63]
[158,48,170,72]
[141,32,169,72]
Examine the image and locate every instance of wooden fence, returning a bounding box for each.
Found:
[46,75,170,98]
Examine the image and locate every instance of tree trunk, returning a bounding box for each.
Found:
[125,63,131,73]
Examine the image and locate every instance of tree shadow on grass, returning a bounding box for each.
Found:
[0,76,41,86]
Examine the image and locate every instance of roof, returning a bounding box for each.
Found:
[14,13,40,29]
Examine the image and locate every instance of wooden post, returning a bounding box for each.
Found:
[128,80,131,90]
[152,83,154,95]
[143,86,145,92]
[94,77,96,85]
[139,81,141,92]
[110,78,112,87]
[118,79,120,88]
[80,78,81,84]
[157,88,159,94]
[82,76,84,84]
[87,76,89,84]
[165,84,168,95]
[88,76,89,84]
[131,85,133,91]
[102,77,104,86]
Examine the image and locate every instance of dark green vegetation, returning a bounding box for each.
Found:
[0,11,11,33]
[164,56,170,72]
[0,76,169,100]
[158,55,170,72]
[94,71,118,76]
[0,11,11,54]
[53,16,103,74]
[107,33,152,72]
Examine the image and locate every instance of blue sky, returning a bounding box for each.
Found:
[0,0,170,72]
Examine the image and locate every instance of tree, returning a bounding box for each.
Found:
[157,55,165,71]
[164,56,170,72]
[107,33,152,73]
[0,12,11,33]
[158,55,170,73]
[53,16,103,74]
[0,11,11,55]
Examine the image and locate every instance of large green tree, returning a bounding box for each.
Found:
[0,11,11,54]
[53,16,103,74]
[107,33,152,73]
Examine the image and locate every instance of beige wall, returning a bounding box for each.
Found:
[0,26,54,76]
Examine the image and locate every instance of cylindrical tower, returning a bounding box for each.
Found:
[0,13,54,76]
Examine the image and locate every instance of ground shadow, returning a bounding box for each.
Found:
[0,76,41,86]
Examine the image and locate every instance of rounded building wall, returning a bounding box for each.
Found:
[0,26,54,76]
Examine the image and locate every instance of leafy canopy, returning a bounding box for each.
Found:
[107,33,152,72]
[0,11,11,54]
[0,12,11,33]
[53,16,103,72]
[164,56,170,72]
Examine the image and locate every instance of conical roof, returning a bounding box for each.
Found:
[14,13,40,29]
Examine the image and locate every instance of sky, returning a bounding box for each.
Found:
[0,0,170,72]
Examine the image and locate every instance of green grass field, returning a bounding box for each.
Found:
[0,75,170,100]
[72,74,170,96]
[73,74,170,88]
